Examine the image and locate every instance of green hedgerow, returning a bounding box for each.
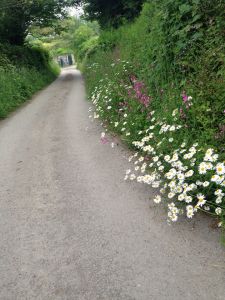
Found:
[0,43,59,118]
[82,0,225,226]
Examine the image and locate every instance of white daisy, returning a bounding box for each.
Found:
[215,197,222,204]
[198,162,207,174]
[215,207,222,215]
[203,181,210,187]
[153,195,162,204]
[216,163,225,175]
[196,194,206,207]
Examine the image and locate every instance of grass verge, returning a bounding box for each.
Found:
[82,1,225,229]
[0,43,60,118]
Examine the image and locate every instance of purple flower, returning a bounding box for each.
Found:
[182,92,188,103]
[129,75,151,108]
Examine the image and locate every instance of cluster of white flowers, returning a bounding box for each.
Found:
[89,64,224,226]
[124,110,225,223]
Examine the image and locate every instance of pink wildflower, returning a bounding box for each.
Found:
[129,75,151,108]
[182,91,188,103]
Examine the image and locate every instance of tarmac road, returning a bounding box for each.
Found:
[0,67,224,300]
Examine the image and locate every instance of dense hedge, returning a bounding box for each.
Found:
[0,44,60,118]
[85,0,225,149]
[83,0,225,225]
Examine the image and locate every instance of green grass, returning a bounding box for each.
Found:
[84,0,225,154]
[0,44,60,118]
[82,0,225,225]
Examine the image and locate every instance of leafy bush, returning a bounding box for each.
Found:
[0,44,59,118]
[81,0,144,28]
[31,17,100,69]
[83,0,225,226]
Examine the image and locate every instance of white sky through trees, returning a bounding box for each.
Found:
[68,7,84,17]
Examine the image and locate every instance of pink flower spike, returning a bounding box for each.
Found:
[182,93,188,103]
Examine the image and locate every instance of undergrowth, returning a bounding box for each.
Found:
[83,0,225,227]
[0,43,60,118]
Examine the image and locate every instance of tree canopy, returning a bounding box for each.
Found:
[0,0,145,45]
[81,0,145,27]
[0,0,80,45]
[29,17,99,61]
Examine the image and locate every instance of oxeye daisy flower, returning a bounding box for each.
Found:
[216,197,222,204]
[176,186,183,193]
[124,175,128,181]
[186,205,194,218]
[164,155,170,162]
[185,196,193,203]
[177,173,185,181]
[215,189,223,196]
[211,174,220,182]
[185,170,194,177]
[170,214,178,222]
[153,156,159,162]
[130,174,136,180]
[153,195,161,204]
[196,194,207,207]
[212,154,219,162]
[198,162,207,174]
[137,176,143,183]
[178,194,185,201]
[206,162,213,170]
[215,207,222,215]
[168,192,175,199]
[216,163,225,175]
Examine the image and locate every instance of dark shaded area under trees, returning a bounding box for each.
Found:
[0,0,80,45]
[0,0,144,45]
[80,0,145,28]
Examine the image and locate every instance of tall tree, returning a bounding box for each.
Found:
[0,0,80,45]
[81,0,144,27]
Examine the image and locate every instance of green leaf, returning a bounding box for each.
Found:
[191,32,203,40]
[191,14,201,23]
[179,4,192,15]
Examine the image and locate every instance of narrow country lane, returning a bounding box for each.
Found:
[0,67,224,300]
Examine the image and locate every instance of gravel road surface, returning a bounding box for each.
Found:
[0,67,224,300]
